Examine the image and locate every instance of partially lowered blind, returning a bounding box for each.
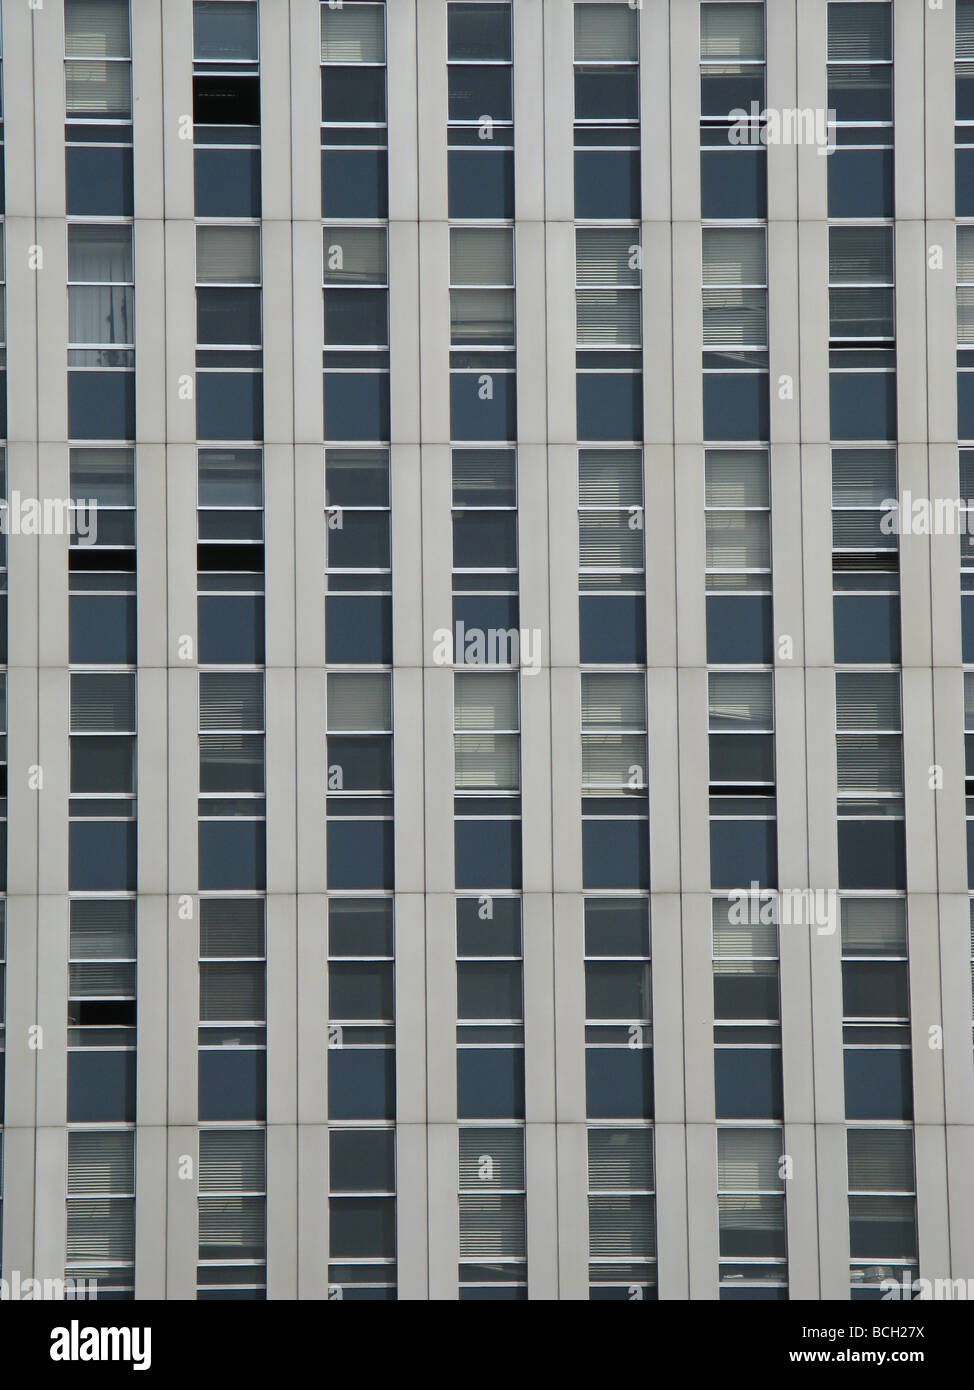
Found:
[70,672,135,733]
[200,672,264,731]
[450,289,515,345]
[713,900,779,958]
[848,1129,914,1192]
[66,61,131,118]
[828,1,892,61]
[197,226,260,285]
[579,450,643,506]
[68,1131,134,1194]
[582,733,647,787]
[453,449,517,505]
[959,0,974,59]
[321,3,386,62]
[960,227,974,284]
[327,673,392,732]
[706,511,771,570]
[836,672,901,730]
[65,0,130,57]
[69,962,136,997]
[451,228,514,287]
[454,733,520,790]
[589,1195,656,1258]
[708,672,774,731]
[459,1128,524,1190]
[959,287,974,345]
[718,1129,783,1190]
[66,1200,135,1261]
[701,3,764,61]
[198,1196,265,1252]
[577,290,640,346]
[574,3,638,62]
[200,1130,265,1192]
[576,229,640,287]
[840,897,907,955]
[200,962,266,1021]
[582,673,646,730]
[70,900,136,959]
[579,513,644,567]
[706,450,769,508]
[830,226,894,284]
[832,448,897,506]
[718,1194,784,1235]
[455,673,518,730]
[702,289,767,347]
[703,228,766,286]
[323,226,387,285]
[459,1195,526,1258]
[836,736,903,793]
[588,1129,654,1191]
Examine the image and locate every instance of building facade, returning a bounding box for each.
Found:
[0,0,971,1301]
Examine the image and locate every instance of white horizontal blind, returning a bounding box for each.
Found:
[718,1129,783,1190]
[582,673,646,730]
[713,902,778,958]
[323,226,387,285]
[451,228,514,287]
[459,1195,526,1258]
[966,672,974,729]
[68,1132,134,1194]
[706,511,771,570]
[200,673,264,731]
[454,733,520,790]
[959,228,974,284]
[451,289,516,345]
[847,1130,914,1191]
[959,287,974,345]
[835,672,901,730]
[200,900,265,958]
[577,290,641,346]
[455,673,518,730]
[828,2,892,61]
[836,736,903,793]
[198,1196,265,1249]
[70,901,136,958]
[69,962,135,997]
[829,226,893,284]
[706,450,769,508]
[200,962,266,1021]
[718,1194,784,1232]
[588,1129,654,1191]
[320,3,385,62]
[831,449,897,506]
[708,672,774,731]
[582,734,647,787]
[70,673,135,732]
[840,898,907,955]
[65,0,131,57]
[579,450,643,506]
[66,1200,135,1261]
[702,289,767,347]
[703,228,766,286]
[199,1130,266,1192]
[589,1195,656,1257]
[959,2,974,59]
[579,514,644,567]
[574,3,638,62]
[453,450,516,502]
[197,226,260,285]
[459,1129,524,1189]
[830,286,894,339]
[701,3,764,60]
[327,673,392,732]
[832,510,893,549]
[576,229,640,287]
[66,62,131,117]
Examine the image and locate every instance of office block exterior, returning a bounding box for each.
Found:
[0,0,970,1302]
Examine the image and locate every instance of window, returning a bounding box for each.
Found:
[576,231,643,442]
[581,674,648,890]
[702,228,769,443]
[66,900,137,1124]
[194,0,260,217]
[448,2,514,219]
[459,1126,526,1299]
[848,1128,917,1298]
[709,673,777,890]
[457,897,524,1122]
[832,448,900,664]
[198,898,266,1124]
[69,675,137,892]
[67,225,135,440]
[578,449,645,664]
[321,1,388,219]
[836,675,905,890]
[449,228,517,443]
[329,1128,397,1300]
[66,1130,135,1299]
[700,2,767,219]
[197,449,264,665]
[829,228,896,443]
[199,673,266,893]
[327,899,395,1122]
[326,449,391,664]
[452,448,519,645]
[827,0,894,218]
[587,1126,656,1300]
[454,674,522,890]
[324,226,390,442]
[584,898,652,1121]
[959,228,974,440]
[69,448,136,666]
[717,1128,787,1299]
[198,1129,266,1299]
[958,0,974,213]
[842,898,912,1122]
[574,2,640,220]
[196,221,262,442]
[65,0,133,216]
[326,673,394,890]
[705,449,772,664]
[713,898,782,1121]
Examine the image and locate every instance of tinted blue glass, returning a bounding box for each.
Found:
[70,595,137,664]
[327,820,394,890]
[0,373,7,437]
[325,595,392,664]
[199,820,267,891]
[448,149,514,218]
[448,4,512,61]
[195,148,261,217]
[198,1049,266,1122]
[461,1288,527,1301]
[574,69,639,120]
[329,1198,396,1259]
[194,1,259,60]
[833,595,900,664]
[326,737,393,791]
[455,819,522,889]
[843,1049,913,1120]
[197,288,262,346]
[453,512,517,569]
[574,151,640,219]
[721,1288,788,1301]
[710,819,778,890]
[959,374,974,441]
[66,146,134,216]
[837,820,906,890]
[197,373,263,441]
[328,512,390,568]
[849,1202,917,1260]
[706,595,773,664]
[828,149,893,218]
[68,373,135,440]
[450,372,517,442]
[957,71,974,121]
[324,373,390,441]
[700,71,765,115]
[964,596,974,663]
[457,1048,525,1119]
[328,1049,395,1120]
[452,595,520,638]
[324,289,389,347]
[198,596,265,665]
[67,1051,137,1122]
[322,150,389,219]
[710,734,774,785]
[703,373,769,442]
[842,961,909,1019]
[577,374,643,442]
[700,150,767,218]
[321,67,386,124]
[957,150,974,216]
[579,595,647,664]
[827,70,892,123]
[968,820,974,889]
[582,820,649,890]
[830,372,896,441]
[448,66,513,121]
[715,1049,782,1119]
[585,1048,653,1120]
[70,822,137,891]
